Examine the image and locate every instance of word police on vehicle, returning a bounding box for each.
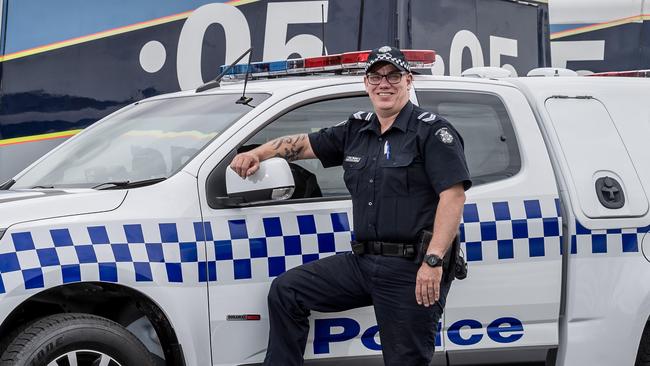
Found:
[313,316,524,354]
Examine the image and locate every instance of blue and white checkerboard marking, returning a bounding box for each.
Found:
[0,197,576,294]
[570,220,650,255]
[202,212,353,283]
[0,222,207,294]
[460,198,562,263]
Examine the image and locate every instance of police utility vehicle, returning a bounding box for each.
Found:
[0,49,648,366]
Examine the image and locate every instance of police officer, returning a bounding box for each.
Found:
[230,46,471,366]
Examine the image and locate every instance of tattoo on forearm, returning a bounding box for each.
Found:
[271,134,306,161]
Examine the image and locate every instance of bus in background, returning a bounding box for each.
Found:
[549,0,650,74]
[0,0,549,183]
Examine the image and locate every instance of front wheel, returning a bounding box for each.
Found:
[637,322,650,365]
[0,313,156,366]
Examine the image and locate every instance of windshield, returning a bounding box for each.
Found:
[13,93,269,189]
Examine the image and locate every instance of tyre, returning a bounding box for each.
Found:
[0,313,156,366]
[0,319,37,358]
[637,323,650,365]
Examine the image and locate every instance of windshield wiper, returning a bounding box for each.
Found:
[92,177,166,190]
[1,180,15,190]
[31,185,55,189]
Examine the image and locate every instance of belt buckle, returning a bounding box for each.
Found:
[351,241,365,255]
[404,244,415,258]
[373,242,382,255]
[382,243,400,256]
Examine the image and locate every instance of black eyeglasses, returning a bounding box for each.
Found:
[366,72,406,85]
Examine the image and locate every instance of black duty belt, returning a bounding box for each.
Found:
[351,240,417,258]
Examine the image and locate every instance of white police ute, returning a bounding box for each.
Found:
[0,50,649,366]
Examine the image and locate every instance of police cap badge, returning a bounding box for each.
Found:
[365,46,411,73]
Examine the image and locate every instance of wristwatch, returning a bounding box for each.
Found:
[423,254,443,268]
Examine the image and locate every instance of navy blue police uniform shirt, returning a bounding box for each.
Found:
[308,101,472,243]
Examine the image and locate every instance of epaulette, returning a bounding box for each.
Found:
[349,111,374,121]
[416,111,438,124]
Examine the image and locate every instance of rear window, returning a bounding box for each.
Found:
[415,90,521,185]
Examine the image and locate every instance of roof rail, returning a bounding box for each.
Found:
[527,68,577,77]
[461,67,511,79]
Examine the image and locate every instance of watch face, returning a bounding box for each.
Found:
[426,255,441,267]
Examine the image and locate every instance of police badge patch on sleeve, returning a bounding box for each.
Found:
[435,127,454,144]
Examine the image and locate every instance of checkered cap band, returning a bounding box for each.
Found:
[365,52,411,73]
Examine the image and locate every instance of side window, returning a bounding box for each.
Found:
[243,95,374,199]
[415,90,521,185]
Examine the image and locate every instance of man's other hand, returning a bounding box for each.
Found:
[230,152,260,178]
[415,264,442,307]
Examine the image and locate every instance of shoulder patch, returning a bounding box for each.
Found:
[434,127,454,144]
[350,111,374,121]
[417,112,438,124]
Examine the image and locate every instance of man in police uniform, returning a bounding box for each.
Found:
[230,46,471,366]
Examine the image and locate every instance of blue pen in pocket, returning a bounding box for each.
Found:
[384,140,391,160]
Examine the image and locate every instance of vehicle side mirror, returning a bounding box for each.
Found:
[217,158,295,207]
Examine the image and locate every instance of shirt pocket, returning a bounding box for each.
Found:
[379,153,414,197]
[343,157,367,195]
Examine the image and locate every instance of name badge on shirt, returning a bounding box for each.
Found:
[344,156,362,163]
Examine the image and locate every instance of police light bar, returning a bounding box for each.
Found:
[219,50,436,79]
[588,70,650,77]
[304,55,342,70]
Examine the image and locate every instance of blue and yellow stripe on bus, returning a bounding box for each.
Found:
[551,13,650,40]
[0,0,259,63]
[0,130,82,147]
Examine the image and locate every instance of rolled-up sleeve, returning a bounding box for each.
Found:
[424,121,472,194]
[307,122,348,168]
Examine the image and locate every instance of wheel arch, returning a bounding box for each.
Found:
[0,282,186,365]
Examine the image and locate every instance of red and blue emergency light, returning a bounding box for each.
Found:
[219,50,436,79]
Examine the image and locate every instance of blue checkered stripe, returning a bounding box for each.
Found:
[460,197,562,263]
[204,198,563,283]
[0,222,207,295]
[570,220,650,256]
[0,198,564,293]
[201,212,353,283]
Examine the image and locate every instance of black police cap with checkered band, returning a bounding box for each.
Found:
[365,46,411,73]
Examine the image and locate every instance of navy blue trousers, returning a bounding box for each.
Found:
[263,252,452,366]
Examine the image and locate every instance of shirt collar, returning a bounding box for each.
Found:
[359,101,414,135]
[391,101,413,132]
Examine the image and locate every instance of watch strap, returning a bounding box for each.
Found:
[423,254,443,267]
